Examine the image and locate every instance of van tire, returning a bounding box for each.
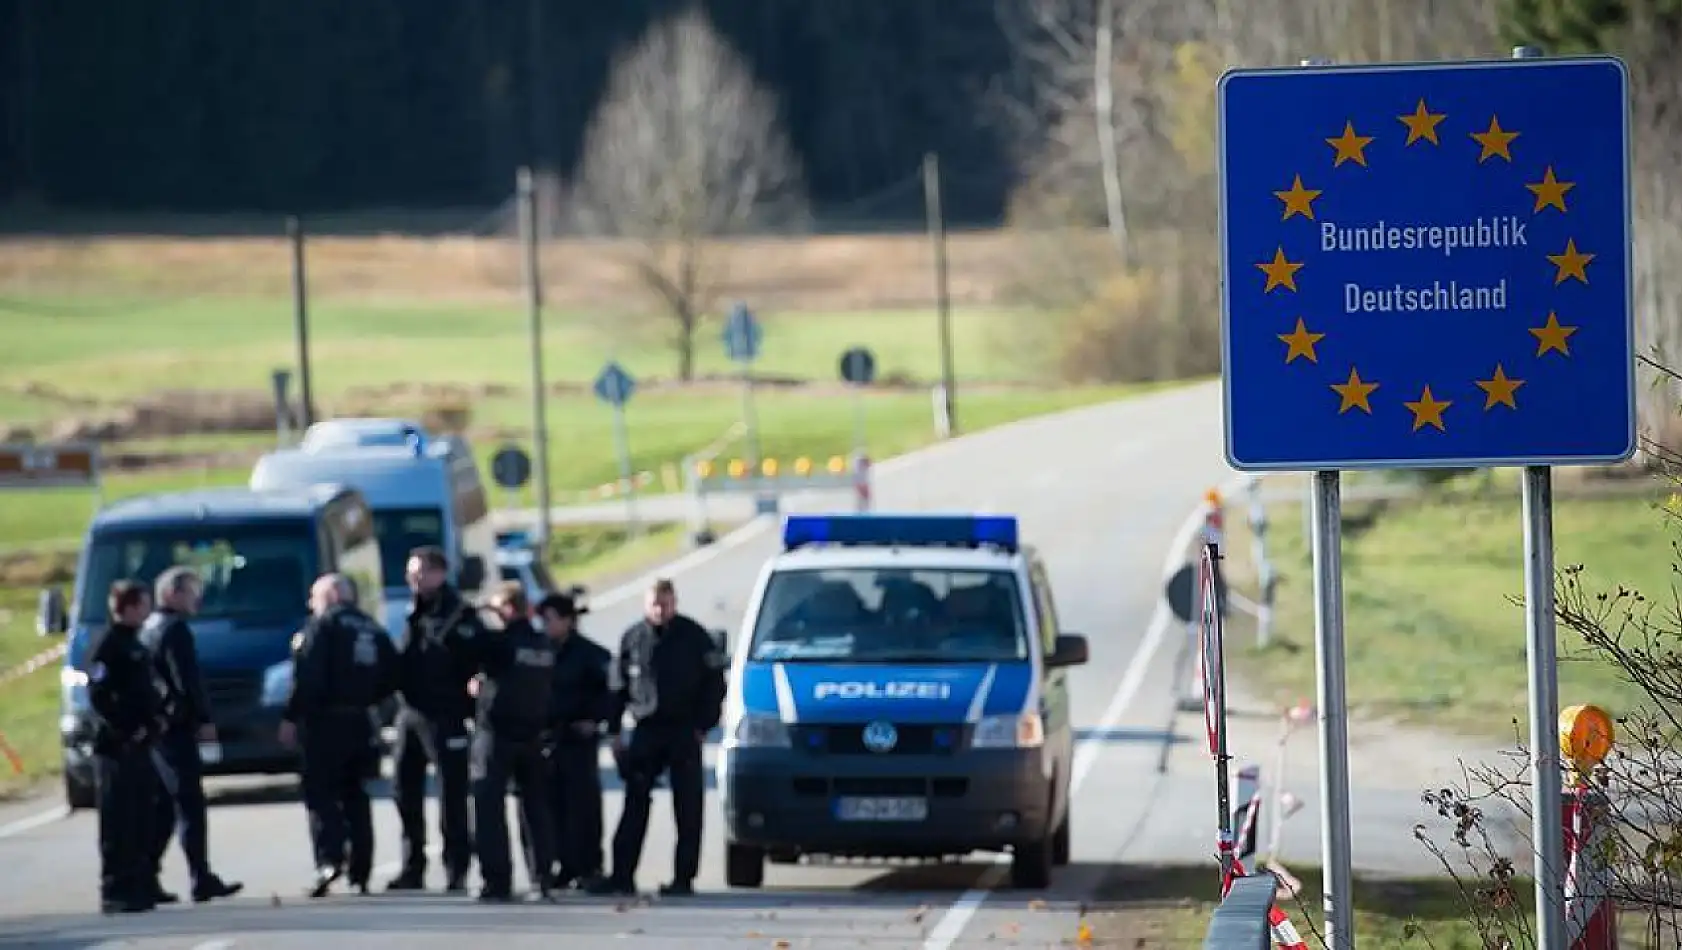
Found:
[1052,811,1071,866]
[725,842,765,888]
[1010,835,1053,890]
[65,770,96,810]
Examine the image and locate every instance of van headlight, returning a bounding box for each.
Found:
[60,668,89,711]
[261,660,293,707]
[971,711,1044,749]
[724,712,790,749]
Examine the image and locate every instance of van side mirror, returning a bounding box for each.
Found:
[37,588,68,636]
[458,555,487,592]
[1047,633,1088,669]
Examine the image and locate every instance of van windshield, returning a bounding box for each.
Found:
[371,507,445,588]
[748,567,1028,663]
[77,523,319,625]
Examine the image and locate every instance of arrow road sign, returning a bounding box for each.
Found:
[1218,57,1633,471]
[723,302,763,364]
[593,361,637,408]
[839,346,877,385]
[490,445,532,490]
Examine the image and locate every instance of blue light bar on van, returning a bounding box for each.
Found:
[781,514,1019,552]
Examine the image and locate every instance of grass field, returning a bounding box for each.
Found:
[1223,484,1673,738]
[0,520,701,799]
[0,298,1059,418]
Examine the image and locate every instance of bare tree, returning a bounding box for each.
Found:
[569,7,805,380]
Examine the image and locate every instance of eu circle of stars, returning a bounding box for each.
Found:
[1220,60,1633,470]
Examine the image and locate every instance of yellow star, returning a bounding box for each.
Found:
[1470,116,1520,163]
[1525,166,1575,214]
[1530,312,1578,357]
[1403,385,1453,432]
[1330,367,1379,415]
[1277,318,1326,363]
[1547,238,1595,285]
[1274,175,1322,221]
[1474,364,1526,410]
[1256,247,1304,293]
[1398,99,1446,146]
[1325,121,1375,167]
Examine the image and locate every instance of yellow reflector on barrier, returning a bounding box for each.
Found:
[727,459,747,478]
[794,457,813,475]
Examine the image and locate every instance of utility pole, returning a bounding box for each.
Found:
[518,168,553,552]
[286,216,316,428]
[923,152,957,436]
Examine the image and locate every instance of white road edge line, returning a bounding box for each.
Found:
[920,472,1243,950]
[0,803,69,839]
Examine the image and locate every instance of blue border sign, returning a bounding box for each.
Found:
[1217,56,1634,471]
[593,360,636,407]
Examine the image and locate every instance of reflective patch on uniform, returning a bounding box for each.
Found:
[87,662,106,683]
[445,735,469,751]
[290,631,305,653]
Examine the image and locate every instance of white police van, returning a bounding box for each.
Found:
[717,514,1089,890]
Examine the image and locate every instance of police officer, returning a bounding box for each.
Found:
[279,573,398,899]
[141,567,242,904]
[388,545,487,892]
[584,579,726,897]
[535,590,611,890]
[470,583,557,902]
[87,581,168,914]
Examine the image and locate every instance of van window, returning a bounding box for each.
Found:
[748,567,1028,663]
[1028,563,1060,657]
[371,508,445,588]
[78,524,318,624]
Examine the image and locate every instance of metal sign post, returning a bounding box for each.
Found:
[723,302,764,471]
[1218,51,1634,950]
[270,368,293,447]
[593,361,641,534]
[838,346,877,459]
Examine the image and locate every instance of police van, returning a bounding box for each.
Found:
[48,485,382,808]
[250,418,495,640]
[717,514,1089,890]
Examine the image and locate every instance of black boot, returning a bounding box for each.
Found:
[192,874,244,903]
[386,870,425,892]
[582,874,635,896]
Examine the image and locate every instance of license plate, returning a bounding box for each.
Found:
[197,742,223,764]
[834,796,928,822]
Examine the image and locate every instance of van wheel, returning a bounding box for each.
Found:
[1052,811,1071,866]
[1010,835,1053,889]
[65,770,96,810]
[725,842,765,888]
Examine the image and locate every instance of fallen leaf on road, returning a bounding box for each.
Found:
[909,903,929,923]
[1028,899,1048,911]
[1075,918,1093,944]
[774,941,791,949]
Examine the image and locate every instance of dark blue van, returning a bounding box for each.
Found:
[50,485,382,809]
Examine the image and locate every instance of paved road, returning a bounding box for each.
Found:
[0,380,1482,948]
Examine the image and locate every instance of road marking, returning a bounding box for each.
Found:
[0,803,69,840]
[191,941,236,950]
[920,472,1243,950]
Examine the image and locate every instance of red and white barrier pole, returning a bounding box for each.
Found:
[853,453,872,513]
[1561,704,1618,950]
[1181,490,1225,709]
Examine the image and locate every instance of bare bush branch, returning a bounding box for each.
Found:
[569,7,806,379]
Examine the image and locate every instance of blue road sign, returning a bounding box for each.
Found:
[592,360,636,407]
[723,302,763,363]
[1218,57,1634,471]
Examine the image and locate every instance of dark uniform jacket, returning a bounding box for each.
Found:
[139,608,212,734]
[85,621,169,755]
[547,633,612,743]
[284,604,399,721]
[606,614,727,735]
[397,585,487,721]
[477,618,556,741]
